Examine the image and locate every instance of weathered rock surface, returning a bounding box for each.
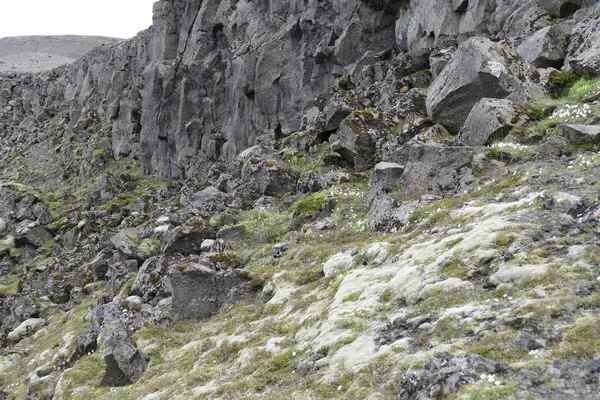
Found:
[517,26,568,69]
[399,141,473,198]
[426,37,535,134]
[368,162,405,205]
[7,318,45,342]
[539,0,592,17]
[171,269,251,321]
[456,98,529,146]
[399,352,506,400]
[566,2,600,76]
[557,124,600,145]
[160,218,216,255]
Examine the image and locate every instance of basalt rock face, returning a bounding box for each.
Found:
[1,0,577,182]
[0,0,401,180]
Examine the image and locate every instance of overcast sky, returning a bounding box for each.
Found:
[0,0,157,39]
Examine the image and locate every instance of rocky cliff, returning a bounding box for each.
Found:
[1,0,600,399]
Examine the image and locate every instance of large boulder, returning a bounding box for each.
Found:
[367,197,422,233]
[456,98,529,146]
[566,2,600,76]
[330,115,382,171]
[15,221,53,248]
[399,141,473,198]
[161,217,216,255]
[130,255,175,305]
[91,300,148,386]
[171,268,251,322]
[558,124,600,145]
[190,186,228,213]
[368,162,405,205]
[240,158,299,198]
[426,37,534,134]
[7,318,45,343]
[516,26,568,69]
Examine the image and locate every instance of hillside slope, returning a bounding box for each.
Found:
[0,1,600,399]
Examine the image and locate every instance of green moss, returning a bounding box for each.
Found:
[466,330,527,363]
[453,380,520,400]
[0,274,20,296]
[494,232,516,249]
[552,314,600,360]
[342,291,362,302]
[290,266,324,286]
[293,191,329,216]
[567,78,599,100]
[238,209,292,244]
[549,70,580,88]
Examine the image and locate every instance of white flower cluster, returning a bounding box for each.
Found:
[567,153,600,170]
[550,103,592,122]
[489,142,529,151]
[480,374,502,386]
[331,186,366,198]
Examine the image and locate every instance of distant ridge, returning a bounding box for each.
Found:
[0,35,122,59]
[0,35,122,73]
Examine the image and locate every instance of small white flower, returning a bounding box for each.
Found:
[480,374,487,380]
[495,380,502,386]
[337,385,343,391]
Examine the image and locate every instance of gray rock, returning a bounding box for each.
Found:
[558,124,600,145]
[368,162,405,205]
[0,218,6,233]
[399,352,506,400]
[426,37,534,134]
[399,141,473,198]
[107,260,139,300]
[24,373,59,400]
[272,243,291,258]
[171,269,251,322]
[566,2,600,76]
[110,229,139,258]
[92,300,148,385]
[452,0,468,12]
[7,318,45,342]
[456,98,529,146]
[517,26,568,69]
[538,0,588,17]
[330,115,380,171]
[15,221,53,248]
[217,225,246,242]
[161,218,216,255]
[367,196,421,233]
[190,186,227,213]
[240,159,299,198]
[130,255,174,305]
